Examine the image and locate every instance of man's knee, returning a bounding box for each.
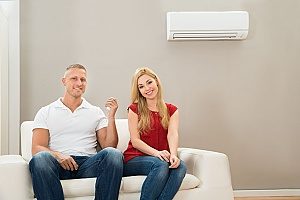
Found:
[29,151,56,171]
[101,147,123,166]
[101,147,123,158]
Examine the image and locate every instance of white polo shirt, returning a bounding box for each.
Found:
[33,98,108,156]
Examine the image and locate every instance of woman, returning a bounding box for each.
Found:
[123,67,186,200]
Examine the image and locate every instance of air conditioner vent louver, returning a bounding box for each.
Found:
[173,33,238,40]
[167,11,249,41]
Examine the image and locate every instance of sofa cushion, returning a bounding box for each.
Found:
[121,174,200,193]
[61,178,96,197]
[179,174,202,190]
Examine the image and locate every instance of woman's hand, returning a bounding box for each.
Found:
[169,154,180,168]
[154,150,171,162]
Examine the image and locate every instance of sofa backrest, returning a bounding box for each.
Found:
[21,119,130,161]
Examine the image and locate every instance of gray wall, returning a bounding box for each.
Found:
[20,0,300,189]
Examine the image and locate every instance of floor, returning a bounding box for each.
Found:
[235,197,300,200]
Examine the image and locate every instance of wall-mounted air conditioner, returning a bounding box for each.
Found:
[167,11,249,41]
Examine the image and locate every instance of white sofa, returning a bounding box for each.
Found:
[0,119,234,200]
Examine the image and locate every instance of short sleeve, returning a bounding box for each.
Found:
[127,103,138,114]
[167,103,178,117]
[96,108,108,131]
[33,106,49,131]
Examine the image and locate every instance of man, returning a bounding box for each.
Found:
[29,64,123,200]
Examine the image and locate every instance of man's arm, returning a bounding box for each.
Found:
[32,128,51,155]
[97,119,118,148]
[97,97,119,148]
[32,128,78,171]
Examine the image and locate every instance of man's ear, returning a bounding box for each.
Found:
[62,77,66,86]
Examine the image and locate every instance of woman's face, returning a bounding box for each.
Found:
[137,74,158,100]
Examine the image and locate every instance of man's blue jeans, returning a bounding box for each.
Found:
[29,147,123,200]
[123,156,187,200]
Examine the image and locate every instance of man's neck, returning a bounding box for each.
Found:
[61,95,83,112]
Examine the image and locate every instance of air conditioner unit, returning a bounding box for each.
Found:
[167,11,249,41]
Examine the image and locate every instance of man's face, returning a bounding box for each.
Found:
[62,68,87,98]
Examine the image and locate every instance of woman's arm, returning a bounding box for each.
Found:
[128,109,170,162]
[167,110,180,168]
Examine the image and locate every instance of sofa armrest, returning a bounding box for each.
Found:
[0,155,33,200]
[178,148,233,189]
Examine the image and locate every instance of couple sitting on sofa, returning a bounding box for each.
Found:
[30,64,186,200]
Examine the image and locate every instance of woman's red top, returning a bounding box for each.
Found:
[123,103,178,163]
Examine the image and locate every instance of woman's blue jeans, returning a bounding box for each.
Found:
[123,156,187,200]
[29,147,123,200]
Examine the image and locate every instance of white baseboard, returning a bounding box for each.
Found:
[234,189,300,197]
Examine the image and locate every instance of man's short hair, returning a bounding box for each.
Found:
[66,64,86,71]
[64,64,87,78]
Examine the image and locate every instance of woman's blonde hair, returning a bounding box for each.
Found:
[131,67,170,133]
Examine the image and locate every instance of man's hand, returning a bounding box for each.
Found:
[53,152,78,171]
[105,97,118,118]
